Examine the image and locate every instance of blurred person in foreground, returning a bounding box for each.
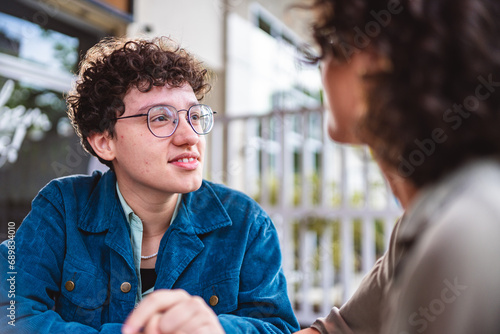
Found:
[0,36,299,334]
[296,0,500,333]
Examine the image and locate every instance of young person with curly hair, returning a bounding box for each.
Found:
[297,0,500,333]
[0,37,299,334]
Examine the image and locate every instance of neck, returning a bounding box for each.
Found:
[375,156,419,210]
[390,176,418,209]
[117,180,178,237]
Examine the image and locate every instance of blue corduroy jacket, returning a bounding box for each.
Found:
[0,170,299,333]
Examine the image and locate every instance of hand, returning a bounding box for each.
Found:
[294,328,320,334]
[122,289,225,334]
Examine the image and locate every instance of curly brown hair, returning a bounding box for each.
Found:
[307,0,500,187]
[67,36,211,168]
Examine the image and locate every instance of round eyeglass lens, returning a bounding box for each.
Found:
[190,105,214,134]
[148,106,177,137]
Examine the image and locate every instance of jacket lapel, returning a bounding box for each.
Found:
[155,181,232,288]
[155,226,204,289]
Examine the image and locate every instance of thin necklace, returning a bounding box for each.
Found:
[140,217,160,260]
[141,252,158,260]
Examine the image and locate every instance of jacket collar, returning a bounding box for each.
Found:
[169,180,232,235]
[78,170,122,233]
[77,172,232,235]
[397,159,500,243]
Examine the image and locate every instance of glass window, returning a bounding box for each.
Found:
[0,3,107,239]
[0,12,79,73]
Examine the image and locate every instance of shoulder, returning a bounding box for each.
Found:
[199,180,264,212]
[430,163,500,245]
[399,161,500,284]
[37,170,112,206]
[403,160,500,250]
[41,170,104,192]
[200,180,254,202]
[194,180,273,230]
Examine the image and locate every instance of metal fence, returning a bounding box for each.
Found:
[207,108,402,325]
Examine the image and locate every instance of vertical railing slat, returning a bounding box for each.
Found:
[320,112,331,208]
[301,112,311,207]
[321,225,334,314]
[341,217,354,303]
[260,116,270,206]
[210,122,225,183]
[362,148,376,274]
[299,225,316,319]
[279,113,295,304]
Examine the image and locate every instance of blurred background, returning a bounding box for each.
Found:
[0,0,401,326]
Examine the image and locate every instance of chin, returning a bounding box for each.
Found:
[328,127,350,144]
[328,125,361,144]
[178,177,203,194]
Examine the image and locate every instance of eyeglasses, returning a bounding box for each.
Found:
[115,104,216,138]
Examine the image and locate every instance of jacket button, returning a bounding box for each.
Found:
[209,295,219,306]
[65,280,75,292]
[121,282,132,293]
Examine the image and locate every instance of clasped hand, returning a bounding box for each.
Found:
[122,289,225,334]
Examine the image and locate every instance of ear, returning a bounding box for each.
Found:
[87,131,116,163]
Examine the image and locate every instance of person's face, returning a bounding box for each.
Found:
[110,83,206,196]
[320,54,369,144]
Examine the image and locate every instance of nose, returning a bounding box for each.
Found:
[171,114,199,146]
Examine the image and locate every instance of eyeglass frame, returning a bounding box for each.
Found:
[114,104,217,138]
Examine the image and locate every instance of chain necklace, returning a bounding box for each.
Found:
[141,252,158,260]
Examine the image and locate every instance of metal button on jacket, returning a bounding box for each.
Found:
[65,280,75,292]
[209,295,219,306]
[121,282,132,293]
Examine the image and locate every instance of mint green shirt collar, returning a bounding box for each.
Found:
[116,182,182,303]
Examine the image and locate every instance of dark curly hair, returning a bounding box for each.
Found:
[67,36,211,168]
[307,0,500,187]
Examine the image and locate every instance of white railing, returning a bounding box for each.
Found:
[207,108,402,326]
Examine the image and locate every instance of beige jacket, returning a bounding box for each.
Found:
[312,159,500,334]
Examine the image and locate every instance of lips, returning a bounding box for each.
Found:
[169,153,199,163]
[175,157,196,163]
[169,153,200,170]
